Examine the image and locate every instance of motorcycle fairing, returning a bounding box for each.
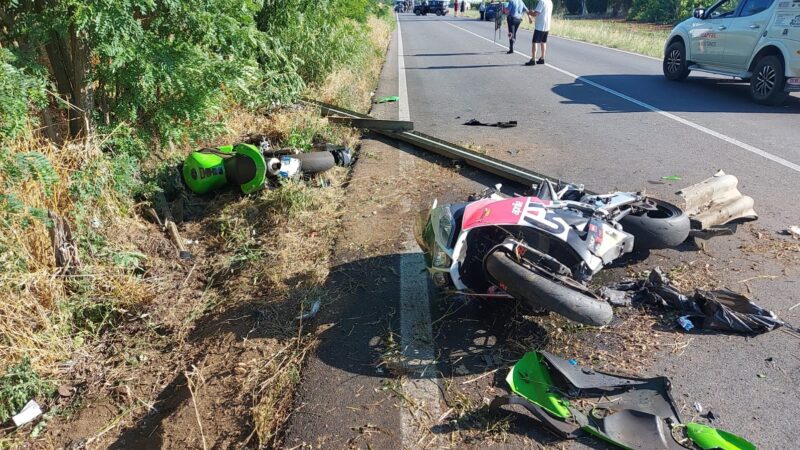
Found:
[494,352,756,450]
[461,197,569,242]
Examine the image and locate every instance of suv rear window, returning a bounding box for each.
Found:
[738,0,774,16]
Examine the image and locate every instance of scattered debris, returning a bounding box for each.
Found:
[506,149,520,156]
[693,402,703,413]
[612,267,795,335]
[12,400,42,427]
[296,299,322,321]
[757,373,766,378]
[677,315,695,331]
[598,286,632,307]
[491,352,756,450]
[786,225,800,239]
[661,175,682,181]
[373,95,399,104]
[678,171,757,231]
[58,385,75,398]
[462,119,517,128]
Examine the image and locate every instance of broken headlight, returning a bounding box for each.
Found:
[432,245,451,269]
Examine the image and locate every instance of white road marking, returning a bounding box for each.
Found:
[397,13,411,121]
[445,21,800,174]
[396,13,442,449]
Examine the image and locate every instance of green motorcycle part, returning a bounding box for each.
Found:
[226,144,266,194]
[686,423,756,450]
[182,144,266,194]
[506,352,572,419]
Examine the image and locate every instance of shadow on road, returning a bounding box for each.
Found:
[408,51,499,57]
[407,63,520,70]
[552,74,800,114]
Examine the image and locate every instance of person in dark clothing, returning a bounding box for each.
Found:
[460,0,465,13]
[504,0,528,54]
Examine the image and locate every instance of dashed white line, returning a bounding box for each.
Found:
[445,21,800,174]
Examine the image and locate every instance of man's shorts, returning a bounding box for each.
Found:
[532,29,549,43]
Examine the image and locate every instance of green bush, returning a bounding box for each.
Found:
[565,0,584,14]
[0,49,45,143]
[629,0,694,22]
[587,0,609,13]
[0,358,53,423]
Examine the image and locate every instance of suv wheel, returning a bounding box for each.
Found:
[750,55,788,106]
[663,42,690,81]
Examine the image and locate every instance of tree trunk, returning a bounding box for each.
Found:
[48,210,81,276]
[69,24,93,138]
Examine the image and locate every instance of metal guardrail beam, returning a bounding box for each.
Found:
[326,116,414,131]
[304,99,564,189]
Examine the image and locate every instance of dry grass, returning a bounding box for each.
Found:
[312,16,392,113]
[0,11,391,448]
[0,136,153,378]
[463,11,669,59]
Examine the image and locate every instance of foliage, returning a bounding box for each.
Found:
[0,49,46,143]
[629,0,694,22]
[587,0,609,13]
[0,358,53,423]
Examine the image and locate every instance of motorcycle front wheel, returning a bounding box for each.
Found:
[620,198,690,250]
[484,250,613,326]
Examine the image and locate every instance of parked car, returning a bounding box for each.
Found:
[413,0,449,15]
[483,2,502,21]
[663,0,800,105]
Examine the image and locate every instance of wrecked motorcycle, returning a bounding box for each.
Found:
[415,181,690,326]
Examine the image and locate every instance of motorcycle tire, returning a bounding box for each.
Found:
[620,198,690,250]
[484,250,613,326]
[296,151,335,174]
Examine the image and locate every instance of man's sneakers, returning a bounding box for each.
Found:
[524,58,546,66]
[507,49,514,54]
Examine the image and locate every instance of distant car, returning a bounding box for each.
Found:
[414,0,449,15]
[483,2,502,21]
[663,0,800,105]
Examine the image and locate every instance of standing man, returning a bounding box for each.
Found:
[504,0,528,54]
[460,0,466,15]
[454,0,459,16]
[525,0,553,66]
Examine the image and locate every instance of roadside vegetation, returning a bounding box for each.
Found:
[466,0,688,58]
[528,17,669,58]
[0,1,391,447]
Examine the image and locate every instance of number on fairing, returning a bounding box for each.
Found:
[523,211,566,236]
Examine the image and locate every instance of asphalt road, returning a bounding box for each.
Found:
[287,14,800,449]
[402,14,800,231]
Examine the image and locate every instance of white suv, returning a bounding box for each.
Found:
[663,0,800,105]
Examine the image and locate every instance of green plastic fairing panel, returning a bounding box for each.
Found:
[182,144,266,194]
[686,423,756,450]
[231,144,266,194]
[506,352,572,419]
[183,149,227,194]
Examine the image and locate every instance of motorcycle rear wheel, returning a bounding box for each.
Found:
[484,250,613,326]
[620,198,690,250]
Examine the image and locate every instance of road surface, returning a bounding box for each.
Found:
[286,14,800,449]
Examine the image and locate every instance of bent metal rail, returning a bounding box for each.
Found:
[303,99,591,192]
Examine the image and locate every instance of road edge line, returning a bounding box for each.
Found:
[396,13,443,450]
